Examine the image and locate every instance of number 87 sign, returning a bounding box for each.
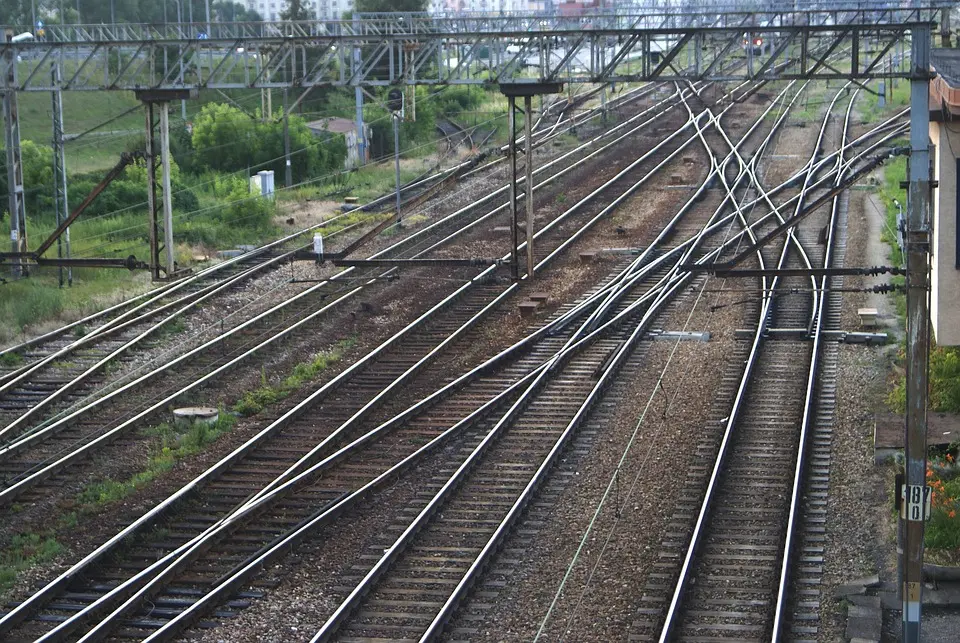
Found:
[901,484,932,522]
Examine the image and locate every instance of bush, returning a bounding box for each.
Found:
[436,86,485,117]
[190,103,346,183]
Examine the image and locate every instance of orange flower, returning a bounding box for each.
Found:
[949,510,956,519]
[949,454,955,463]
[928,468,935,478]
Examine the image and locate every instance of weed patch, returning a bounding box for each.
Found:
[0,533,63,594]
[233,338,355,416]
[77,412,236,508]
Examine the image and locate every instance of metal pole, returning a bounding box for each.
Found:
[159,102,176,276]
[524,94,534,280]
[145,102,160,280]
[51,63,71,287]
[393,113,401,222]
[3,31,27,278]
[177,0,186,120]
[902,23,931,643]
[353,13,365,166]
[508,95,519,282]
[205,0,211,37]
[110,0,115,25]
[283,88,292,188]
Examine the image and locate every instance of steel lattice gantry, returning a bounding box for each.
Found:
[0,8,945,92]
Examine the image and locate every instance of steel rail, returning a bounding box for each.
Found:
[79,79,872,636]
[771,85,860,641]
[0,83,701,638]
[0,83,688,453]
[655,81,853,642]
[0,122,517,381]
[459,83,664,181]
[144,80,819,643]
[0,222,367,442]
[309,98,798,634]
[355,84,695,261]
[38,120,698,642]
[0,75,691,481]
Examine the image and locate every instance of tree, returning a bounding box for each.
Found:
[280,0,314,22]
[354,0,427,12]
[211,1,262,22]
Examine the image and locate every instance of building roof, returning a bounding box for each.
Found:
[932,49,960,88]
[931,49,960,120]
[307,117,357,134]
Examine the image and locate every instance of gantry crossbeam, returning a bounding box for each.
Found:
[0,8,940,92]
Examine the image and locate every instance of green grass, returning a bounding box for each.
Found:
[77,412,237,508]
[234,338,356,416]
[875,154,908,321]
[17,87,144,173]
[0,533,63,594]
[0,266,154,345]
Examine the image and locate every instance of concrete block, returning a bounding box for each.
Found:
[845,616,881,642]
[518,301,540,317]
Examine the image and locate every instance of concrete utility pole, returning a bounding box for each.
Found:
[901,22,932,643]
[159,102,176,276]
[353,13,366,166]
[3,30,27,278]
[393,113,401,222]
[51,63,71,287]
[507,95,519,282]
[524,94,534,279]
[283,89,292,188]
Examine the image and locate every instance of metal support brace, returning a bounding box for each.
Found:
[902,23,932,643]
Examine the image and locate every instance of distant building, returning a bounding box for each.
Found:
[307,117,370,168]
[929,49,960,345]
[428,0,546,13]
[244,0,353,22]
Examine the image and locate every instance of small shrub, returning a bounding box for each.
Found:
[0,352,23,367]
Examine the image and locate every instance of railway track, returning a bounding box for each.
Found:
[621,80,900,642]
[0,82,700,514]
[0,76,717,641]
[0,82,633,440]
[0,81,657,451]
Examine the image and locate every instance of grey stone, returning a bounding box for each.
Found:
[847,604,880,620]
[848,594,882,609]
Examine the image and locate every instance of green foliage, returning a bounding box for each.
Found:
[0,140,55,219]
[0,533,63,595]
[190,103,346,183]
[924,454,960,550]
[365,87,438,160]
[281,0,315,21]
[0,352,23,367]
[233,339,354,416]
[435,86,486,117]
[888,345,960,414]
